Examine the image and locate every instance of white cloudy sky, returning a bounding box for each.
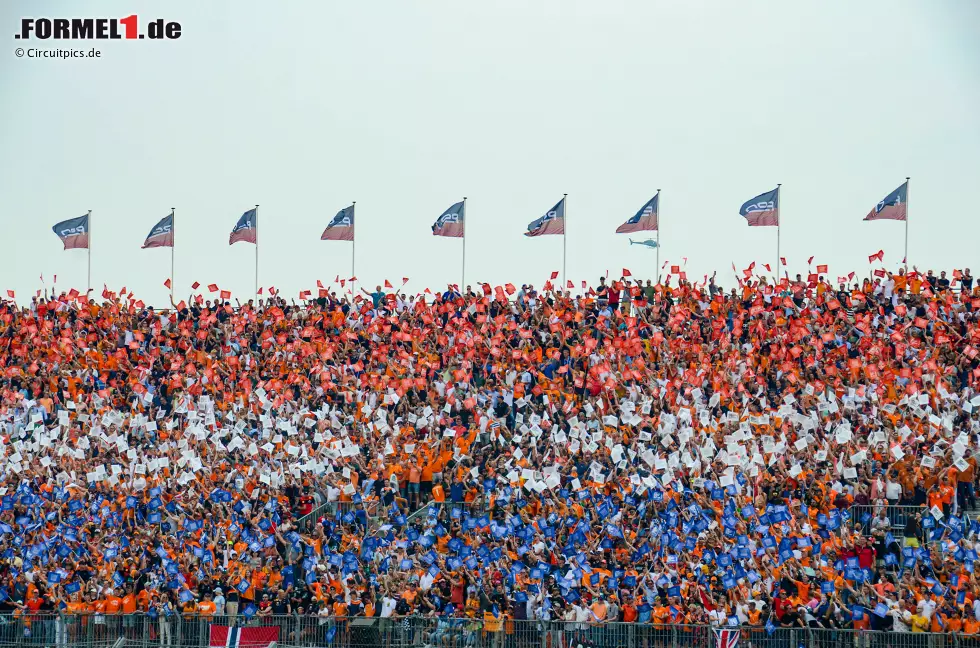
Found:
[1,0,978,305]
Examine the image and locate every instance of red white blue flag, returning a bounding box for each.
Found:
[209,625,279,648]
[322,205,355,241]
[713,628,740,648]
[432,201,465,238]
[739,188,779,227]
[142,212,174,249]
[525,197,565,237]
[52,214,90,250]
[864,181,908,222]
[229,208,257,245]
[616,193,659,233]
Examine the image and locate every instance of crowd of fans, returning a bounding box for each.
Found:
[1,264,979,643]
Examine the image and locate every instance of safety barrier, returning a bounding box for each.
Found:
[294,499,380,533]
[404,500,491,526]
[849,504,926,535]
[0,614,968,648]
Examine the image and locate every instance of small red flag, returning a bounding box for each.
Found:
[623,268,631,277]
[134,299,144,309]
[384,280,393,289]
[550,271,559,280]
[848,272,855,280]
[317,279,324,288]
[505,283,516,295]
[208,284,219,293]
[670,265,680,274]
[191,281,200,290]
[780,257,786,266]
[219,290,231,299]
[763,264,771,272]
[176,300,187,310]
[164,278,172,289]
[258,287,264,295]
[816,264,828,274]
[581,281,587,289]
[402,277,409,284]
[807,256,814,265]
[873,269,886,278]
[868,250,884,263]
[566,280,574,289]
[5,290,13,299]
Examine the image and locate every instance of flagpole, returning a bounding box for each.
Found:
[87,209,92,294]
[462,197,467,290]
[254,205,259,301]
[776,184,782,283]
[656,189,661,284]
[562,193,568,288]
[351,202,356,297]
[170,208,175,305]
[904,176,910,269]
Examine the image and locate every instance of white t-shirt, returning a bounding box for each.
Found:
[917,598,936,621]
[885,480,902,501]
[380,597,397,618]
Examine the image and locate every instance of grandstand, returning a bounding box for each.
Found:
[0,267,978,648]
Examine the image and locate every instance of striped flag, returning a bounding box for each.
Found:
[432,201,465,237]
[52,214,90,250]
[321,205,355,241]
[525,197,565,237]
[209,625,279,648]
[864,181,908,221]
[739,188,779,227]
[142,213,174,249]
[616,193,659,233]
[229,208,257,245]
[713,628,740,648]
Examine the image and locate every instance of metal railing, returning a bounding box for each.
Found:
[404,500,490,526]
[0,614,970,648]
[294,499,380,533]
[849,504,925,535]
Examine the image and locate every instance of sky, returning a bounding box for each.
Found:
[1,0,978,307]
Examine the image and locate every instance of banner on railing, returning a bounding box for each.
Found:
[209,624,279,648]
[714,628,740,648]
